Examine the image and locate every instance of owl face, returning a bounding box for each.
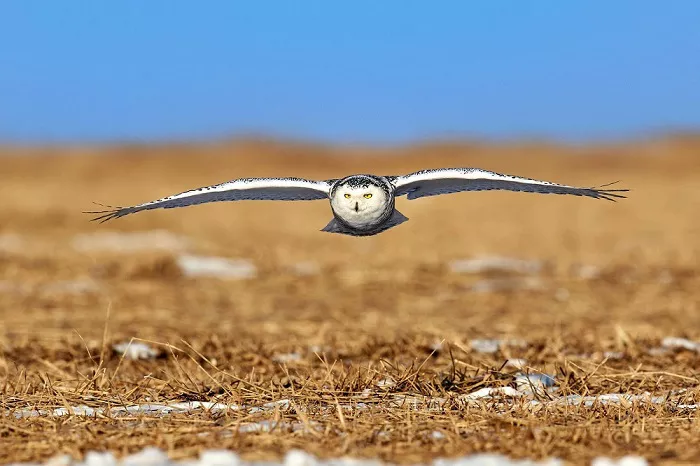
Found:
[330,177,391,228]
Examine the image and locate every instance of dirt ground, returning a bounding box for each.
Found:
[0,137,699,465]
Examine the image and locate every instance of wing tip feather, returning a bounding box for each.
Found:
[83,202,129,223]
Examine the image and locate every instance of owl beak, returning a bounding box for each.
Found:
[354,202,359,212]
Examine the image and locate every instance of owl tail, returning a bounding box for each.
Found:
[321,210,409,237]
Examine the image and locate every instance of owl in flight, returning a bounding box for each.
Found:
[87,168,628,236]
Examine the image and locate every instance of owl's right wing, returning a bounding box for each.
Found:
[86,177,336,223]
[391,168,628,201]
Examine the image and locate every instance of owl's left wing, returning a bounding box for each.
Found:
[391,168,628,201]
[86,177,335,223]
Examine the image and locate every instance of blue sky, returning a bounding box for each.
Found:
[1,1,699,145]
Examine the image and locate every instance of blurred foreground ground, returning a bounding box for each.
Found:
[0,138,699,465]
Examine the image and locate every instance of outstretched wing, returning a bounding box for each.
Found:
[86,177,335,223]
[392,168,628,201]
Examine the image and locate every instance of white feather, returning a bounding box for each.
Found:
[392,168,628,201]
[88,177,334,222]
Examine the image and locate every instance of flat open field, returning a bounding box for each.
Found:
[0,138,699,465]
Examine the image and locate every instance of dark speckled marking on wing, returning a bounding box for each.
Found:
[85,177,335,223]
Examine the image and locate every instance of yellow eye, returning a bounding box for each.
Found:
[364,193,373,199]
[344,193,351,199]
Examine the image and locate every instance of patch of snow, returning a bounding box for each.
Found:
[591,456,649,466]
[121,447,169,466]
[197,451,240,466]
[504,359,528,370]
[284,451,323,466]
[515,373,556,390]
[461,387,524,401]
[471,339,500,353]
[83,452,118,466]
[248,399,291,414]
[572,264,601,280]
[429,340,444,352]
[376,377,396,388]
[11,401,254,419]
[470,338,528,354]
[0,443,661,465]
[308,345,331,354]
[177,255,257,280]
[434,454,562,466]
[44,454,73,466]
[113,341,161,360]
[536,392,666,408]
[661,336,700,352]
[272,353,302,363]
[449,257,543,275]
[72,230,191,253]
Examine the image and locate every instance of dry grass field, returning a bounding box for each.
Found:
[0,137,699,465]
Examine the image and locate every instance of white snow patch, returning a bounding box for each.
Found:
[83,452,118,466]
[449,257,543,275]
[247,399,291,414]
[504,359,528,370]
[470,338,528,354]
[44,454,73,466]
[531,392,695,409]
[376,377,396,389]
[661,336,700,352]
[308,345,332,354]
[272,353,303,363]
[434,455,562,466]
[460,387,524,401]
[196,451,240,466]
[515,374,556,389]
[7,448,653,466]
[602,351,625,360]
[113,341,161,360]
[571,264,602,280]
[120,447,169,466]
[177,255,257,280]
[591,456,649,466]
[11,401,246,419]
[72,230,191,253]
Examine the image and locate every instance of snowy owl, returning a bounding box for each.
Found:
[87,168,628,236]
